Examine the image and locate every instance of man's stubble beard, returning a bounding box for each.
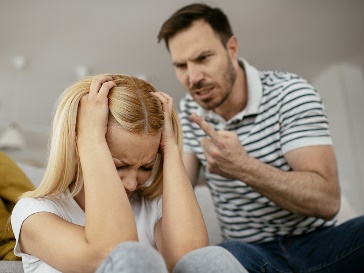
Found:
[198,56,237,111]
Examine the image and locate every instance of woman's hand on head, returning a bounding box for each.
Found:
[151,92,177,153]
[76,75,116,144]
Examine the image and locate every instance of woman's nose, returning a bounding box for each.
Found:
[122,175,138,192]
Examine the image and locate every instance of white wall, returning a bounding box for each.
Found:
[0,128,49,167]
[313,64,364,214]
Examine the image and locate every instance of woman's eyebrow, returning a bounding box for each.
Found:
[112,157,127,164]
[112,156,156,167]
[142,158,157,167]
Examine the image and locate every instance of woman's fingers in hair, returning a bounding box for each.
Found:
[89,75,116,97]
[98,80,116,97]
[151,92,173,112]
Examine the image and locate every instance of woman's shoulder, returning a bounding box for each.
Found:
[13,191,70,216]
[11,191,84,237]
[12,195,62,223]
[11,196,58,242]
[13,196,57,218]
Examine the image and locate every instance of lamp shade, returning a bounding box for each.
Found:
[0,123,26,149]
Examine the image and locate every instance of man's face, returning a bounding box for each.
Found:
[168,20,237,111]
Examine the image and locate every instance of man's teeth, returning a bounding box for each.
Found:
[197,89,210,95]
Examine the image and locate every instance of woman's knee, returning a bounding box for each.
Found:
[173,246,248,273]
[96,242,168,273]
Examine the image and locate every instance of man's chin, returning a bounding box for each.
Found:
[196,99,218,111]
[197,103,213,111]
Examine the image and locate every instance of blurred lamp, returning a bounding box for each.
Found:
[76,65,90,78]
[0,122,26,149]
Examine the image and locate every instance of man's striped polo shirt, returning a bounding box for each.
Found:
[179,59,336,243]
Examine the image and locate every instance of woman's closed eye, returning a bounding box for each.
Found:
[116,165,128,171]
[116,165,153,171]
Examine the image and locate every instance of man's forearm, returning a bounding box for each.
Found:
[235,157,340,220]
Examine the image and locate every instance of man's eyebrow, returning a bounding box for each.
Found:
[193,49,213,58]
[172,60,185,67]
[195,50,213,57]
[172,50,213,66]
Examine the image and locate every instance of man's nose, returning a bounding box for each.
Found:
[187,65,204,88]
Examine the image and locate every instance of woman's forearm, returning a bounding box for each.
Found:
[78,139,138,253]
[161,145,209,267]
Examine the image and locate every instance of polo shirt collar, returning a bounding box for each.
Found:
[196,58,262,123]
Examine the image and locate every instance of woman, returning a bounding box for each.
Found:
[11,75,247,273]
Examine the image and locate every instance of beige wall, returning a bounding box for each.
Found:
[313,64,364,214]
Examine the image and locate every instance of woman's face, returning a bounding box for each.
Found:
[106,123,161,197]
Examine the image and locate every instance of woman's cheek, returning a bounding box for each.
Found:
[137,171,152,185]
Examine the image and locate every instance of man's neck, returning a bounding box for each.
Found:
[215,65,247,121]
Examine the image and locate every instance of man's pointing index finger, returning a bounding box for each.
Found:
[190,114,219,142]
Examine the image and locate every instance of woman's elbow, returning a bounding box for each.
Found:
[174,238,209,262]
[87,236,139,272]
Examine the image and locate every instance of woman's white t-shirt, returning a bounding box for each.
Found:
[11,189,162,273]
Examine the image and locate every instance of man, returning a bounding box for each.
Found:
[157,3,364,272]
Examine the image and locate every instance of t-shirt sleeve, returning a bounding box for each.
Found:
[278,78,333,154]
[11,197,63,257]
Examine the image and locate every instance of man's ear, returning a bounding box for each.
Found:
[226,35,239,60]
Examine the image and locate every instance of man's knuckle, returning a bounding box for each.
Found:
[209,150,218,158]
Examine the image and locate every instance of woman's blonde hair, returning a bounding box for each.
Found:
[21,74,182,199]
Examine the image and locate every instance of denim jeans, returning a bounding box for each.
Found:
[218,216,364,273]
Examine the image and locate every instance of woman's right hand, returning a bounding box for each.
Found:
[76,76,116,144]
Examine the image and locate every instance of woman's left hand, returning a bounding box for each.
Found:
[150,92,177,153]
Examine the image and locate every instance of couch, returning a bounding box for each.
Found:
[1,162,358,272]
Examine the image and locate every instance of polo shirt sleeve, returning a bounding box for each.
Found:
[178,96,195,153]
[279,78,333,154]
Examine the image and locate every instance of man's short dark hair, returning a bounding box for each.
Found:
[157,3,234,50]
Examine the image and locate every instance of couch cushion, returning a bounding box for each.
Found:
[0,261,23,273]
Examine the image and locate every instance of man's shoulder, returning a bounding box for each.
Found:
[179,94,200,113]
[258,69,316,101]
[259,69,308,87]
